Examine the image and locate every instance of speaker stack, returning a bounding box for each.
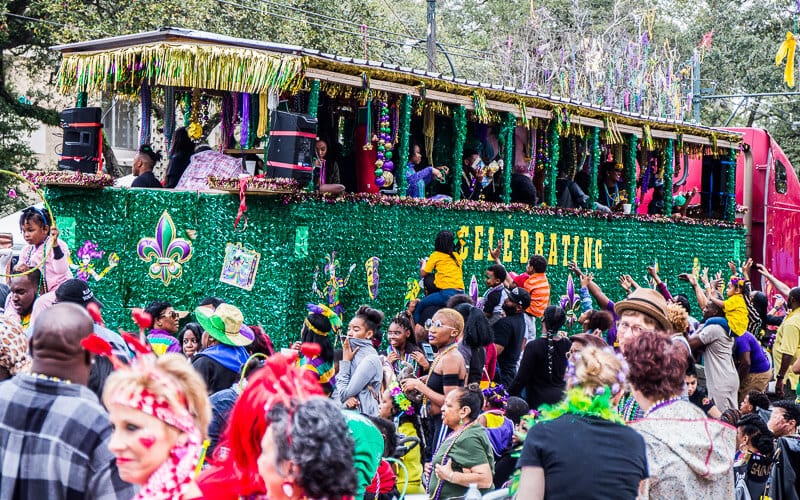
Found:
[58,107,103,174]
[264,110,318,184]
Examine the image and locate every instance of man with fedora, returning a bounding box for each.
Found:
[494,287,531,388]
[614,287,674,354]
[192,303,253,394]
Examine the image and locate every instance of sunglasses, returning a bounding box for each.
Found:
[162,311,179,320]
[424,319,458,331]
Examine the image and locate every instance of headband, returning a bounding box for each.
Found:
[303,318,328,337]
[306,303,342,333]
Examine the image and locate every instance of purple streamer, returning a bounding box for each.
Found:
[241,92,250,149]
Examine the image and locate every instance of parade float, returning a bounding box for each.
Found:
[18,27,778,343]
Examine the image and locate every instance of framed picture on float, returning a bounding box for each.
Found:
[219,242,260,291]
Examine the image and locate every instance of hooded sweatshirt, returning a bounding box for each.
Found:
[631,400,736,499]
[334,338,383,417]
[192,344,250,394]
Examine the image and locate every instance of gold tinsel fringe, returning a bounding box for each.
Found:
[57,43,306,96]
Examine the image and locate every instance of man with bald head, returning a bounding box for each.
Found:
[0,303,136,499]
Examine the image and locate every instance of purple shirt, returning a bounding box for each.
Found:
[734,332,771,374]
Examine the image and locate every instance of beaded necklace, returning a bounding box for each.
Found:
[422,342,460,411]
[643,396,682,417]
[29,372,72,384]
[430,419,478,500]
[602,182,619,207]
[618,393,641,422]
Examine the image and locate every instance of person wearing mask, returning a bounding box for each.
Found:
[334,306,384,417]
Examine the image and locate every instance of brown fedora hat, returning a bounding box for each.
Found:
[614,288,672,333]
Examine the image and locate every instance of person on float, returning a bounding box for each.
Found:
[334,305,384,416]
[17,207,74,325]
[427,384,495,499]
[314,138,346,194]
[165,127,195,188]
[598,162,624,211]
[131,144,164,188]
[516,346,648,499]
[627,332,735,498]
[401,308,467,457]
[405,143,448,198]
[175,144,245,191]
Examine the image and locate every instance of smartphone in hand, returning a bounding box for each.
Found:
[421,343,435,362]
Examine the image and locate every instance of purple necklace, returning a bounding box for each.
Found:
[644,396,682,417]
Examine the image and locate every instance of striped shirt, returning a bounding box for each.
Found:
[523,273,550,317]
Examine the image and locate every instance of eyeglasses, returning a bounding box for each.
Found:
[425,319,458,331]
[162,311,179,320]
[615,320,656,337]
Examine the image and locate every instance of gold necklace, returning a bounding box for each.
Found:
[422,342,460,408]
[29,372,72,384]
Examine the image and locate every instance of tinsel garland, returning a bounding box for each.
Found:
[240,92,250,149]
[501,112,515,204]
[22,170,114,188]
[588,127,600,206]
[164,86,176,152]
[546,120,560,206]
[663,139,674,216]
[451,105,467,201]
[57,44,305,96]
[472,91,489,124]
[76,91,87,108]
[139,82,152,146]
[725,148,737,222]
[625,134,638,210]
[308,79,320,118]
[221,93,236,150]
[257,94,269,138]
[396,94,412,196]
[248,94,259,149]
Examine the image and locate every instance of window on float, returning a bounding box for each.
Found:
[775,159,788,194]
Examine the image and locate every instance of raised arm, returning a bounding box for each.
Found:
[648,266,673,301]
[756,263,792,297]
[490,240,517,288]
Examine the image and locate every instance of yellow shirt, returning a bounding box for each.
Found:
[396,421,425,494]
[724,294,748,336]
[774,308,800,389]
[423,251,465,291]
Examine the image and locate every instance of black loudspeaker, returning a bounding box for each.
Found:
[58,107,103,173]
[265,110,317,184]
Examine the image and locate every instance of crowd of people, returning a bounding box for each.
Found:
[2,219,800,499]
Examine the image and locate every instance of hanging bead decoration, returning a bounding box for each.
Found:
[241,92,250,149]
[546,120,560,207]
[588,127,600,207]
[396,94,412,196]
[625,134,639,211]
[501,112,515,204]
[182,92,191,128]
[663,139,674,216]
[139,82,152,146]
[187,91,202,141]
[308,79,320,118]
[374,100,393,188]
[164,86,176,152]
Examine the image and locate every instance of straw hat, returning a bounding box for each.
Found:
[614,288,672,333]
[194,303,253,347]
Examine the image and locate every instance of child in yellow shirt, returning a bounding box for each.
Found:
[412,230,465,323]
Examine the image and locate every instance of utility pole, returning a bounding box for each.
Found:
[692,49,701,124]
[426,0,437,72]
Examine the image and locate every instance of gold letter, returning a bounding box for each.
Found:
[474,226,484,261]
[486,227,496,261]
[583,238,594,268]
[595,239,603,269]
[548,233,558,265]
[534,232,545,256]
[561,234,571,266]
[572,235,580,264]
[458,226,470,261]
[503,229,514,263]
[520,230,530,264]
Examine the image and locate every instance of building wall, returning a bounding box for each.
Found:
[46,187,745,347]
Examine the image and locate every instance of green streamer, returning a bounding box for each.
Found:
[76,92,88,108]
[183,93,191,127]
[589,127,600,206]
[546,120,560,207]
[451,105,467,201]
[725,148,737,222]
[663,139,674,216]
[501,112,515,204]
[625,135,639,211]
[397,94,412,196]
[308,79,320,118]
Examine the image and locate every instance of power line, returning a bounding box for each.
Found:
[3,11,110,36]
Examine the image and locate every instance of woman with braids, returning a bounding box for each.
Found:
[334,305,385,416]
[292,304,339,396]
[627,332,736,498]
[386,311,429,377]
[402,308,467,459]
[509,305,570,410]
[198,353,358,499]
[734,414,775,500]
[516,346,648,499]
[427,384,495,499]
[413,230,465,324]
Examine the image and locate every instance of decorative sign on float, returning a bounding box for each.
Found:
[136,211,193,286]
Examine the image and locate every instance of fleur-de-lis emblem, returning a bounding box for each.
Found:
[137,211,193,286]
[559,275,582,333]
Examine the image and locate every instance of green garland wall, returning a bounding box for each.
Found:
[47,188,745,347]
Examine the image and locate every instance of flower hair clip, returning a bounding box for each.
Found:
[388,380,414,416]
